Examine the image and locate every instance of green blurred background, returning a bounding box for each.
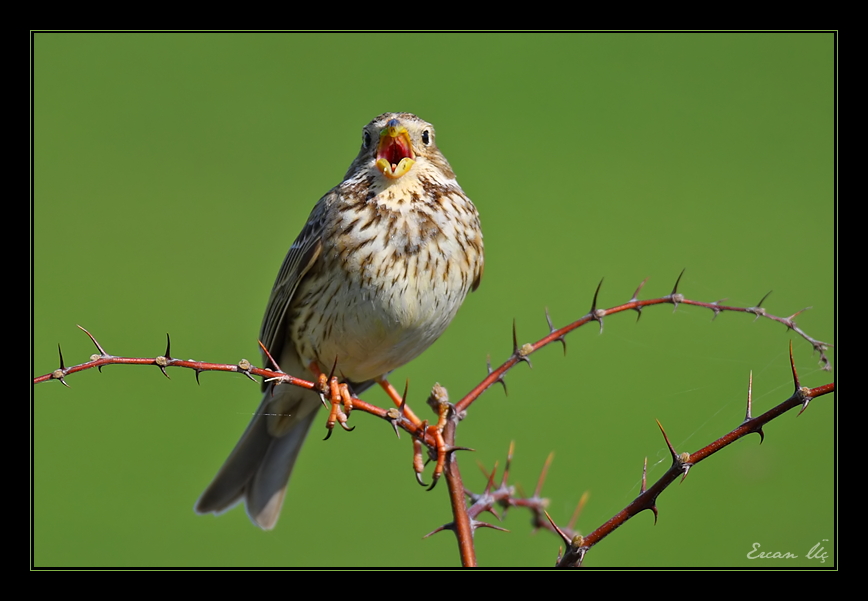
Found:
[33,33,835,568]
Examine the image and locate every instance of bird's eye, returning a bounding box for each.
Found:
[421,130,430,145]
[363,131,371,149]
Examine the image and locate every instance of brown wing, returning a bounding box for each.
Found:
[471,254,483,292]
[258,197,328,383]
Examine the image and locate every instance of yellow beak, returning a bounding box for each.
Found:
[376,120,415,179]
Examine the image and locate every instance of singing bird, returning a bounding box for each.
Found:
[195,113,484,529]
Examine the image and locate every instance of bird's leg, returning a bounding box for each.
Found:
[378,376,450,489]
[376,376,423,425]
[409,406,450,489]
[310,363,354,440]
[425,400,450,490]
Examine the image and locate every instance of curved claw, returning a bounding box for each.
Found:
[412,438,428,486]
[327,356,339,381]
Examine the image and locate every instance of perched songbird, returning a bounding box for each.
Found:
[195,113,484,529]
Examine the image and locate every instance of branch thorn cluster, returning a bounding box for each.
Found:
[544,307,567,354]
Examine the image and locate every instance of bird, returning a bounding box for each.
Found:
[195,113,484,529]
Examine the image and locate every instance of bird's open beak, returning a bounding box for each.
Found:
[376,120,415,179]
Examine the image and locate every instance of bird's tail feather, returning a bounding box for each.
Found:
[195,385,320,530]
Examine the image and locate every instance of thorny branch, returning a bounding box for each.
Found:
[33,326,445,452]
[457,272,831,415]
[33,275,832,393]
[547,344,834,567]
[425,345,833,567]
[34,275,834,566]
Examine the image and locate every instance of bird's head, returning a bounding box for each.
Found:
[348,113,455,182]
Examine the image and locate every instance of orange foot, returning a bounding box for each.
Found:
[423,400,450,490]
[310,363,355,440]
[379,376,450,490]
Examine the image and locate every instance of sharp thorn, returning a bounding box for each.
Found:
[385,406,403,438]
[422,524,450,538]
[258,340,282,373]
[485,460,499,492]
[788,340,801,389]
[543,511,572,546]
[666,270,686,310]
[195,369,202,385]
[756,290,773,308]
[590,279,605,334]
[744,370,754,421]
[786,306,811,325]
[164,333,172,360]
[544,308,568,354]
[57,344,66,371]
[396,382,410,408]
[475,522,510,533]
[590,278,603,313]
[503,441,516,486]
[77,325,109,356]
[631,277,649,301]
[671,269,685,296]
[708,298,726,322]
[656,419,679,462]
[567,491,590,532]
[512,318,519,354]
[641,457,648,493]
[534,451,555,498]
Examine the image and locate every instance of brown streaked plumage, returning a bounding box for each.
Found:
[195,113,483,529]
